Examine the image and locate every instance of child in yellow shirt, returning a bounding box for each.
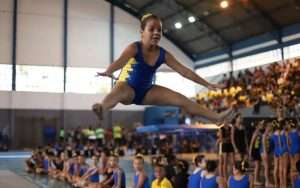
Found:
[151,164,173,188]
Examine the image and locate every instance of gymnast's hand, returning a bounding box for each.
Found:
[96,71,117,80]
[207,83,226,91]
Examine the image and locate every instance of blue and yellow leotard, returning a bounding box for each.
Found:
[228,175,250,188]
[117,41,166,105]
[289,130,300,156]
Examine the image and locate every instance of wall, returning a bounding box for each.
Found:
[0,0,193,149]
[0,0,193,111]
[0,108,143,149]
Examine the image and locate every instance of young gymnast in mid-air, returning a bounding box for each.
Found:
[93,13,233,123]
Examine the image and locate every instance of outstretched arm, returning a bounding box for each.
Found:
[97,43,136,78]
[165,51,223,90]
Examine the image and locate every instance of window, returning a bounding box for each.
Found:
[0,64,12,91]
[233,49,282,71]
[66,67,111,94]
[156,72,195,97]
[283,43,300,59]
[196,61,231,78]
[16,65,63,93]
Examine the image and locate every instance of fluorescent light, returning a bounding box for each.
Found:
[220,0,229,9]
[174,22,182,29]
[188,16,196,23]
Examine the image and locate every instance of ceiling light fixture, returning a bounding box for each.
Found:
[188,16,196,23]
[220,0,229,9]
[174,22,182,29]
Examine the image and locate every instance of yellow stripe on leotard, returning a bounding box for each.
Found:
[117,58,137,82]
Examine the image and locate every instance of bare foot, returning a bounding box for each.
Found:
[92,103,103,120]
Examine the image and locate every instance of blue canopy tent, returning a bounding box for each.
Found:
[135,123,220,134]
[136,124,180,134]
[135,124,219,152]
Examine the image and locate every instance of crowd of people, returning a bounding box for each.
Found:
[25,106,300,188]
[196,59,300,114]
[24,59,300,188]
[217,107,300,188]
[24,142,257,188]
[54,125,215,157]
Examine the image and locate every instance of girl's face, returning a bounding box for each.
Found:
[133,159,144,171]
[265,124,272,133]
[101,152,106,158]
[108,156,118,168]
[92,156,98,165]
[200,159,206,169]
[258,121,264,130]
[78,156,85,164]
[233,166,239,176]
[154,167,165,180]
[60,153,65,161]
[141,19,162,46]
